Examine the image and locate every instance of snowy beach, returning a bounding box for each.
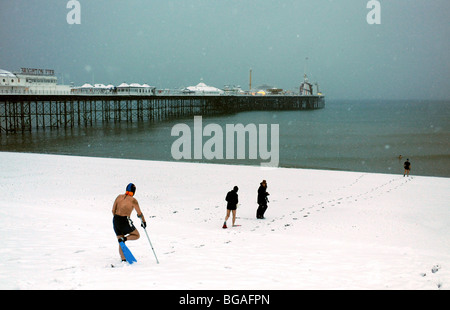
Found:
[0,151,448,290]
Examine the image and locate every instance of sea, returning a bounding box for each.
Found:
[1,99,449,178]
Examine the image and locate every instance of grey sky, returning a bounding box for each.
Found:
[0,0,449,100]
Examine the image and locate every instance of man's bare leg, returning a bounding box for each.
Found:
[225,209,231,223]
[117,229,140,260]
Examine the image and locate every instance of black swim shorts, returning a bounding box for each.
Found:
[113,215,136,236]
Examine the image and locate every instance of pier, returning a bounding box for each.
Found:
[0,94,324,133]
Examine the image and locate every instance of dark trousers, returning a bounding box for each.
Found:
[257,204,268,219]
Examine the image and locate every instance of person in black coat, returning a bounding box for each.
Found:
[223,186,239,228]
[403,158,411,177]
[257,180,270,219]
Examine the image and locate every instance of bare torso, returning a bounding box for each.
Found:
[112,194,142,217]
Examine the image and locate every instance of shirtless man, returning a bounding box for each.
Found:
[112,183,147,261]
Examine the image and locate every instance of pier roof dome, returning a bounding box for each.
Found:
[186,81,224,94]
[94,84,107,88]
[0,69,16,77]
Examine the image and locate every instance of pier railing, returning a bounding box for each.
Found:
[0,94,324,133]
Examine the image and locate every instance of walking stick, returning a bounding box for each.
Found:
[143,227,159,264]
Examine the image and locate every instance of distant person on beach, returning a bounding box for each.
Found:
[223,186,239,228]
[403,159,411,177]
[112,183,147,261]
[257,180,270,219]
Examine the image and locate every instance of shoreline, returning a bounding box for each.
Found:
[2,150,448,179]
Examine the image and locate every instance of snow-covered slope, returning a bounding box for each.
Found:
[0,152,448,289]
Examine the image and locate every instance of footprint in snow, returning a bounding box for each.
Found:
[432,265,441,273]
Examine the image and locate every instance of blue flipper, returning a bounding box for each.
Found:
[119,241,137,264]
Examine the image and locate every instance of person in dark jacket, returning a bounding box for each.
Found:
[256,180,270,219]
[403,158,411,177]
[223,186,239,228]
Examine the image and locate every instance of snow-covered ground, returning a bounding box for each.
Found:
[0,152,448,290]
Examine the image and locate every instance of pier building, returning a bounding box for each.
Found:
[0,68,325,133]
